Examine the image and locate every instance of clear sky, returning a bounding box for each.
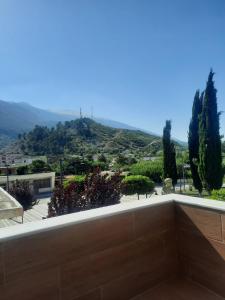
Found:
[0,0,225,141]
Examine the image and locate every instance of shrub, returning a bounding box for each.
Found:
[98,153,107,163]
[91,161,108,171]
[63,158,92,175]
[17,165,29,175]
[122,175,155,198]
[48,168,122,217]
[9,180,35,210]
[210,189,225,201]
[29,160,51,173]
[63,175,85,191]
[130,161,162,183]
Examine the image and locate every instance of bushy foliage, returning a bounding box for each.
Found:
[115,154,137,166]
[48,168,122,217]
[18,118,168,158]
[17,165,29,175]
[29,159,51,173]
[63,175,85,191]
[91,161,108,171]
[63,158,92,175]
[210,189,225,201]
[130,160,163,183]
[9,180,35,210]
[98,153,107,163]
[122,175,154,197]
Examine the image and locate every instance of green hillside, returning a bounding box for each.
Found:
[17,118,164,156]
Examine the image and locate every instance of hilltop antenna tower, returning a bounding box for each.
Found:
[91,106,94,119]
[80,107,83,119]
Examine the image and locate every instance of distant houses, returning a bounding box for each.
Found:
[0,154,47,175]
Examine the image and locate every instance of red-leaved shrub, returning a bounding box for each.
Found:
[48,168,121,217]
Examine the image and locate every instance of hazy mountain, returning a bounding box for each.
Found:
[0,100,145,139]
[17,117,163,156]
[0,99,186,149]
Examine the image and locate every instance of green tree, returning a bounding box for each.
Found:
[188,90,203,194]
[63,157,92,175]
[122,175,155,199]
[198,70,223,191]
[9,180,35,210]
[29,160,51,173]
[98,153,107,163]
[162,120,177,186]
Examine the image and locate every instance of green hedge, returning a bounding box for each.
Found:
[210,189,225,201]
[130,161,162,183]
[122,175,155,196]
[63,175,85,190]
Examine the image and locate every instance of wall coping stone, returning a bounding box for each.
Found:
[0,194,225,242]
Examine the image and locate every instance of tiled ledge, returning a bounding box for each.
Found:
[0,193,225,242]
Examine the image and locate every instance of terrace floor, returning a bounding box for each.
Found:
[132,279,224,300]
[0,197,49,228]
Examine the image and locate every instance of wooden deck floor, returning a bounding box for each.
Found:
[0,199,49,228]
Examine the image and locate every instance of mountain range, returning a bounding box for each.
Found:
[17,117,163,156]
[0,99,186,149]
[0,99,144,148]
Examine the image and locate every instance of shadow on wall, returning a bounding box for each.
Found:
[175,203,225,298]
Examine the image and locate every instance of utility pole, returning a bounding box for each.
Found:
[6,164,9,192]
[59,158,63,186]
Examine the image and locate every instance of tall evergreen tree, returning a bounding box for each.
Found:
[162,120,177,186]
[198,70,223,191]
[188,90,203,193]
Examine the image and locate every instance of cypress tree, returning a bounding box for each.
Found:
[198,70,223,191]
[188,90,203,194]
[162,120,177,186]
[170,142,178,186]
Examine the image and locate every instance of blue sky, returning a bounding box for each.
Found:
[0,0,225,140]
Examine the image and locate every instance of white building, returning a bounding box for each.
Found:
[0,172,55,194]
[0,154,47,168]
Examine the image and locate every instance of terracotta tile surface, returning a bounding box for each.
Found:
[178,229,225,272]
[188,260,225,298]
[101,258,178,300]
[60,235,167,300]
[131,279,224,300]
[176,204,222,241]
[72,289,101,300]
[134,204,175,239]
[222,214,225,241]
[3,231,52,282]
[0,244,4,286]
[49,212,134,263]
[0,267,60,300]
[1,202,225,300]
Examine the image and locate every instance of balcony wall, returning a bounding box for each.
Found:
[176,203,225,298]
[0,195,225,300]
